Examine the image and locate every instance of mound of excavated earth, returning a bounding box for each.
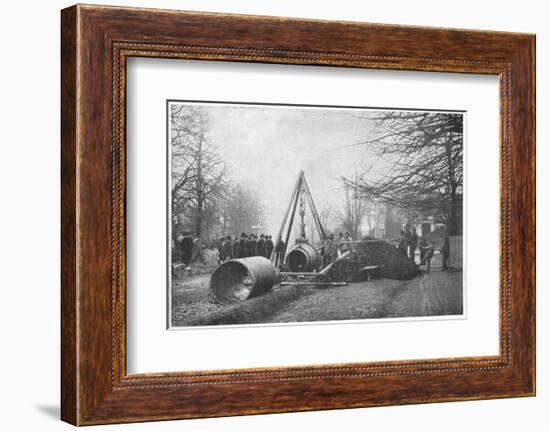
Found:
[327,241,419,281]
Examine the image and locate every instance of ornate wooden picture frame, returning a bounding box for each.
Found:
[61,4,535,425]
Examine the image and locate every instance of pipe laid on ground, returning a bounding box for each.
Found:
[209,257,278,304]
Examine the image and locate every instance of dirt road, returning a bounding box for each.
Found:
[171,260,463,326]
[386,270,463,318]
[269,270,463,323]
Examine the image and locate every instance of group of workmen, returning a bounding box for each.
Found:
[175,225,452,273]
[218,233,279,262]
[397,224,420,263]
[397,224,451,272]
[321,231,353,267]
[174,231,290,270]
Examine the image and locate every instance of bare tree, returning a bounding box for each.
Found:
[335,187,368,240]
[170,105,200,207]
[318,204,333,234]
[170,105,228,237]
[343,112,463,235]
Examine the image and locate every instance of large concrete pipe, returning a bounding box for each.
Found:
[209,256,278,304]
[286,242,320,272]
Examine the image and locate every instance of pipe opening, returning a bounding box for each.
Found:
[210,261,254,304]
[287,249,309,272]
[285,243,319,272]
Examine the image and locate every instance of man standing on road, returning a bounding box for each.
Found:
[221,235,233,261]
[397,231,408,256]
[256,234,267,257]
[237,233,248,258]
[419,237,428,262]
[232,236,240,259]
[323,234,336,267]
[336,232,344,257]
[180,231,194,271]
[247,234,256,257]
[191,232,207,266]
[274,236,286,267]
[175,231,185,262]
[441,226,450,271]
[217,237,224,264]
[404,224,412,245]
[419,239,434,273]
[265,235,274,259]
[343,232,352,252]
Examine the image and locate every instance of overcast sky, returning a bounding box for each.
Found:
[174,102,385,237]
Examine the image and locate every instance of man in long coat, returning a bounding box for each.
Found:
[237,233,248,258]
[265,235,274,259]
[256,234,267,257]
[221,236,233,261]
[274,236,286,267]
[441,227,450,271]
[232,236,240,259]
[190,233,206,265]
[180,232,194,270]
[247,234,256,257]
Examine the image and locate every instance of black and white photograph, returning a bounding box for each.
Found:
[168,101,464,328]
[1,0,542,429]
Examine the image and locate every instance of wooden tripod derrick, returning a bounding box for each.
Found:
[270,171,327,262]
